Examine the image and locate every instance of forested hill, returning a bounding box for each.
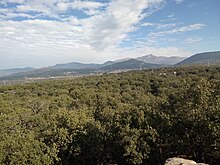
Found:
[100,58,162,71]
[177,51,220,65]
[0,65,220,164]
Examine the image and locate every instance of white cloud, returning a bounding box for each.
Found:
[0,0,198,69]
[184,37,203,45]
[141,22,155,27]
[81,0,164,50]
[168,13,175,18]
[174,0,184,4]
[0,17,190,68]
[14,0,107,18]
[177,24,205,32]
[1,0,165,52]
[0,12,34,19]
[160,13,178,22]
[141,22,181,29]
[150,24,206,37]
[0,0,25,5]
[156,23,178,29]
[70,0,106,10]
[56,0,107,16]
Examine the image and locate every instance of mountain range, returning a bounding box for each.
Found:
[52,55,184,70]
[100,59,162,71]
[0,51,219,80]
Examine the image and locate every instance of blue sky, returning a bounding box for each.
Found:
[0,0,219,69]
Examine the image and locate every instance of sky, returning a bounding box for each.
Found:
[0,0,219,69]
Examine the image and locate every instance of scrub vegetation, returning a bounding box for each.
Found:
[0,65,220,165]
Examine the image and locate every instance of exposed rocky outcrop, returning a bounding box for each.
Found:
[164,157,209,165]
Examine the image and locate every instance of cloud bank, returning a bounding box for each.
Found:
[0,0,206,68]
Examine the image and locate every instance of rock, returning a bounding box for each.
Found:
[164,157,209,165]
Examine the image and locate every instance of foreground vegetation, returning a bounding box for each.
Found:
[0,65,220,164]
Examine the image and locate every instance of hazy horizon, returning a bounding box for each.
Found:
[0,0,219,69]
[1,53,188,70]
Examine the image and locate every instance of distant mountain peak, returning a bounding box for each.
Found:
[136,54,185,65]
[114,58,132,63]
[143,54,155,57]
[100,58,162,71]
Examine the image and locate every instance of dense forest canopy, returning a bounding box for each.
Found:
[0,65,220,164]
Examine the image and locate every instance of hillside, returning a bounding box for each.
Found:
[177,51,220,65]
[136,54,184,65]
[100,58,162,71]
